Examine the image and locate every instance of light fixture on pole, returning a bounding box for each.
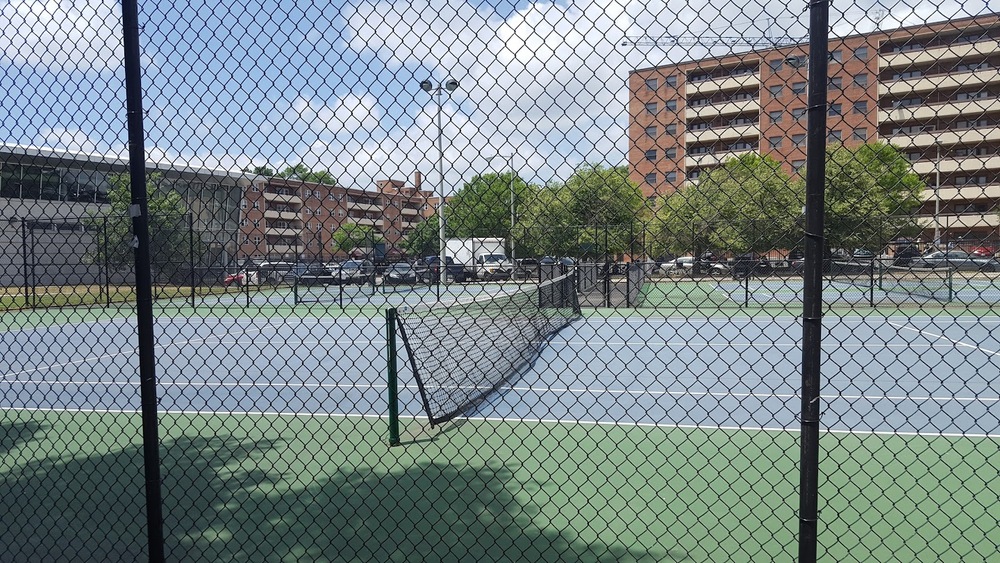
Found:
[489,153,516,263]
[420,77,460,284]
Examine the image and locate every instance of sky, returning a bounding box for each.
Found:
[0,0,993,194]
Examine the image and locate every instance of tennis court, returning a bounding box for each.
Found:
[3,280,997,560]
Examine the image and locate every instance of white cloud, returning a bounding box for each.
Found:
[0,0,122,71]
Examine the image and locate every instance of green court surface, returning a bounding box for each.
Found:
[1,410,996,562]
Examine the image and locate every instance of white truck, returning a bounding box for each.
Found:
[445,238,514,280]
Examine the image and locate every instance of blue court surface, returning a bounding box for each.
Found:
[2,314,997,437]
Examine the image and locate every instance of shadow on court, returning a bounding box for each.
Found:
[0,417,685,562]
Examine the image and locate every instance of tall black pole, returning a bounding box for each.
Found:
[800,1,829,561]
[120,2,164,561]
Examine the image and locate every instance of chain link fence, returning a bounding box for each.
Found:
[2,1,998,561]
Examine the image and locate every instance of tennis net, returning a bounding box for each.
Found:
[879,265,954,302]
[394,273,581,426]
[825,260,875,288]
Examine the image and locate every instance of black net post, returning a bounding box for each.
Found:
[103,216,111,307]
[386,307,401,447]
[20,219,30,309]
[189,212,196,310]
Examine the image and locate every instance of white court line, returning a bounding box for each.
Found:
[888,320,1000,357]
[4,378,995,404]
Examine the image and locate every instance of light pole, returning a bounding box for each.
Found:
[489,153,516,262]
[420,77,459,284]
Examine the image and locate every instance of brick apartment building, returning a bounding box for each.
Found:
[236,171,435,263]
[629,12,1000,248]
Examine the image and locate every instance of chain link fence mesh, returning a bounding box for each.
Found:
[2,0,998,561]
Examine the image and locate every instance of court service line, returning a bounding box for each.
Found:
[888,320,1000,357]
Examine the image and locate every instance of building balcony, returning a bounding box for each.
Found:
[685,99,759,120]
[916,212,1000,230]
[911,155,1000,176]
[262,192,303,205]
[268,243,303,256]
[685,124,759,144]
[685,73,760,96]
[345,217,383,227]
[685,148,756,168]
[264,226,300,237]
[263,210,300,221]
[919,184,1000,202]
[878,68,1000,97]
[878,98,1000,124]
[346,201,381,212]
[885,127,1000,150]
[400,207,421,216]
[879,39,1000,69]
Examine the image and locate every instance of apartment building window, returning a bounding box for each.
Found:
[337,209,346,217]
[955,175,988,186]
[852,128,867,142]
[689,122,711,131]
[731,92,753,101]
[769,110,782,124]
[645,125,657,137]
[768,59,784,72]
[665,75,677,87]
[689,146,713,155]
[731,117,754,126]
[853,101,868,114]
[252,219,260,227]
[665,148,677,159]
[956,61,990,72]
[665,172,677,182]
[688,170,701,181]
[853,74,869,88]
[251,185,259,192]
[892,70,923,80]
[645,173,657,184]
[731,142,753,151]
[769,137,783,149]
[253,236,262,245]
[828,103,842,116]
[769,85,783,99]
[792,160,806,172]
[645,149,657,161]
[854,46,869,60]
[239,218,248,227]
[252,201,259,209]
[889,42,923,53]
[665,124,677,134]
[645,102,658,114]
[956,91,990,101]
[645,78,658,90]
[793,134,806,147]
[906,151,922,161]
[314,208,324,216]
[828,77,842,91]
[665,99,677,111]
[829,50,843,62]
[954,146,989,157]
[792,107,806,120]
[791,82,807,94]
[956,118,990,129]
[303,189,312,198]
[241,200,247,209]
[828,130,842,142]
[895,97,923,107]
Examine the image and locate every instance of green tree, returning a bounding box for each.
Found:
[277,163,336,185]
[823,142,925,252]
[243,165,275,176]
[331,224,383,257]
[655,153,802,256]
[85,173,197,280]
[401,214,441,257]
[445,171,532,238]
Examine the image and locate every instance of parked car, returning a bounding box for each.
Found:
[911,250,1000,272]
[383,262,420,285]
[892,245,921,266]
[296,263,337,285]
[336,259,376,284]
[970,245,996,258]
[418,256,466,282]
[659,256,695,275]
[731,253,771,279]
[514,257,540,279]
